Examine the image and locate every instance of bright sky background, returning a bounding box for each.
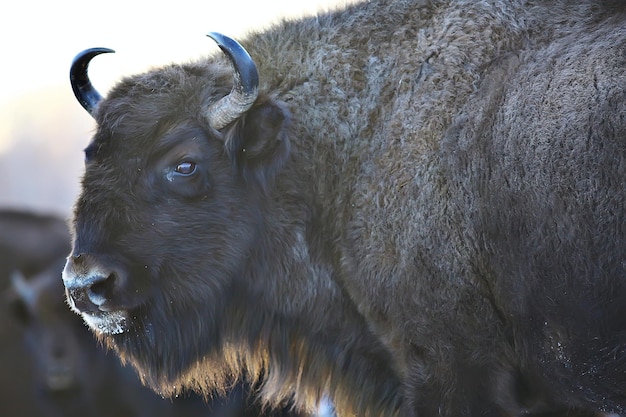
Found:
[0,0,353,216]
[0,0,354,104]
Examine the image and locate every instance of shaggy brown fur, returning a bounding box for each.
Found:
[63,1,626,416]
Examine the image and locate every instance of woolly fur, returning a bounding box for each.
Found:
[69,1,626,416]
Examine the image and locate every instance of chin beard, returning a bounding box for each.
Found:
[81,310,129,335]
[87,276,402,417]
[96,293,244,395]
[95,298,318,414]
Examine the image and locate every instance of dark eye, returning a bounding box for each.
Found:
[174,161,197,176]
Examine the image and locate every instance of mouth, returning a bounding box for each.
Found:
[81,310,129,335]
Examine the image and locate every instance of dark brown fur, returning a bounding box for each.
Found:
[64,1,626,416]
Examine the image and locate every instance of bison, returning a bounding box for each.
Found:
[62,1,626,416]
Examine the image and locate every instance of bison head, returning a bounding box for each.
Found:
[62,34,294,395]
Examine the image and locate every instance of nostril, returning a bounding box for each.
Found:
[64,254,127,314]
[87,273,117,307]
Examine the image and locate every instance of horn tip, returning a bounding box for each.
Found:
[70,47,115,116]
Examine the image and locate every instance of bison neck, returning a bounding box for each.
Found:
[223,213,404,417]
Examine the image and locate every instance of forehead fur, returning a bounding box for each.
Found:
[89,58,233,158]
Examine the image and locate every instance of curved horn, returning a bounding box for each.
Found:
[205,32,259,130]
[70,47,115,115]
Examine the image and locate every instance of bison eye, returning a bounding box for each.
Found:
[174,161,197,176]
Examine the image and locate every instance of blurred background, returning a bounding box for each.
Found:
[0,0,353,219]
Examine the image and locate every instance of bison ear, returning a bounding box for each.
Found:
[223,97,290,190]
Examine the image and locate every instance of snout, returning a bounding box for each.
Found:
[62,253,131,335]
[62,253,123,314]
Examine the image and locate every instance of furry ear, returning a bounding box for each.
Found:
[223,97,291,191]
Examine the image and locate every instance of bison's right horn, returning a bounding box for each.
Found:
[205,32,259,130]
[70,47,115,116]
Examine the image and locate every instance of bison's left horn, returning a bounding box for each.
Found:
[205,32,259,130]
[70,47,115,115]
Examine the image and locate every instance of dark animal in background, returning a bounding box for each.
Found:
[62,0,626,416]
